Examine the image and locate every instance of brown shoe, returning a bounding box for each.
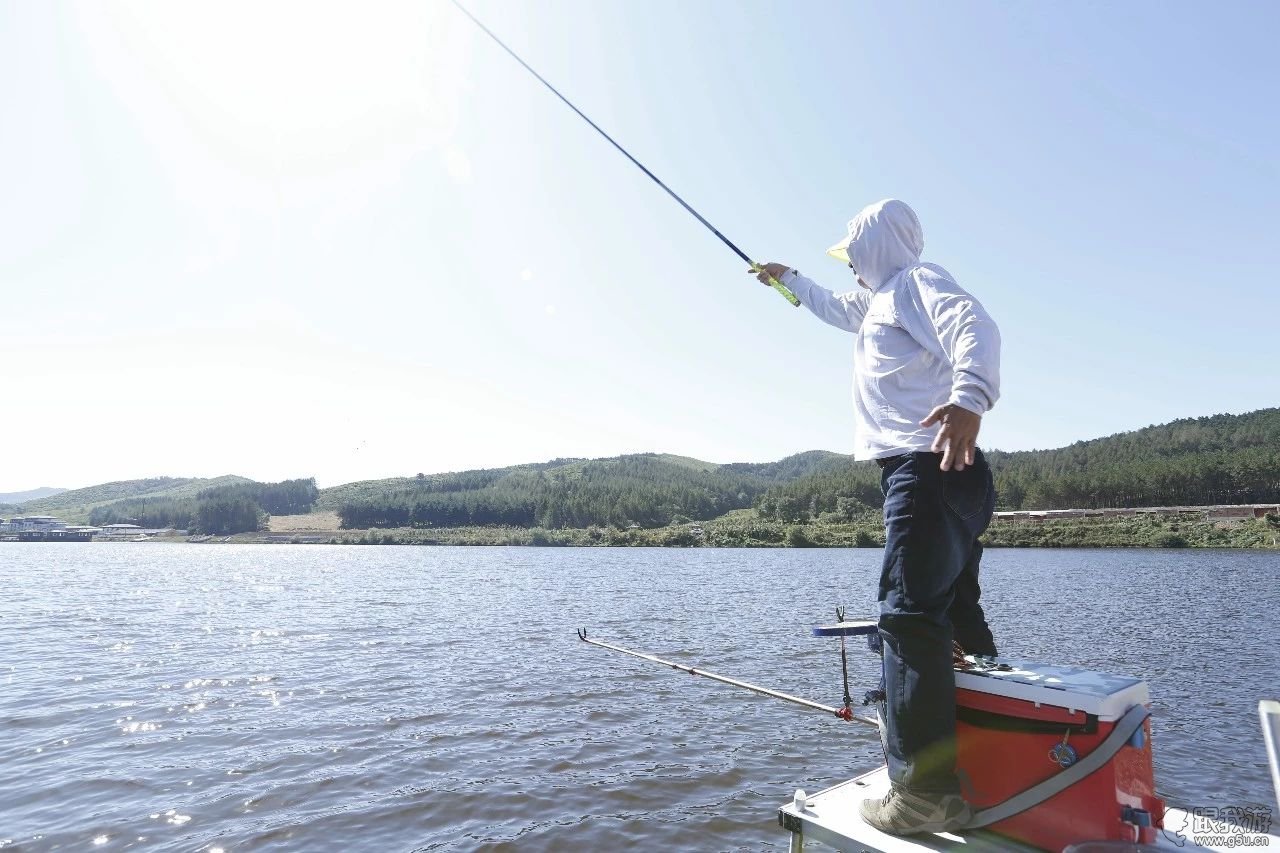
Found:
[860,787,972,835]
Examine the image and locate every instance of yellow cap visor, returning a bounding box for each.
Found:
[826,237,851,264]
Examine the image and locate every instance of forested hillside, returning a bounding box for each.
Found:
[333,453,836,530]
[86,479,320,534]
[987,408,1280,509]
[754,408,1280,522]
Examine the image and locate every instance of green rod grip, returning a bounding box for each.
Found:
[751,263,802,307]
[771,276,802,307]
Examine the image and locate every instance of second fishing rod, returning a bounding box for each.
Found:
[451,0,802,308]
[577,629,880,728]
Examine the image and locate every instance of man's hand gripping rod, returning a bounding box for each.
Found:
[576,629,877,726]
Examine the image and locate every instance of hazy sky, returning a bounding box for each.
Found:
[4,1,1277,491]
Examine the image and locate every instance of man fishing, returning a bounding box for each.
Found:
[752,199,1001,835]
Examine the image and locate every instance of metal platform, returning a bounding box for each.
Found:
[779,769,1036,853]
[778,767,1280,853]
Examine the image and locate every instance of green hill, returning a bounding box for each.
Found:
[12,408,1277,539]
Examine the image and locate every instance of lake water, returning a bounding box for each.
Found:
[1,544,1277,851]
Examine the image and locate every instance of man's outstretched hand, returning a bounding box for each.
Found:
[749,262,790,286]
[921,404,981,472]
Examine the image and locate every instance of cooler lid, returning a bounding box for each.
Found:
[955,659,1149,721]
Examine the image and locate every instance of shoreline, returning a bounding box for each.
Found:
[58,510,1276,549]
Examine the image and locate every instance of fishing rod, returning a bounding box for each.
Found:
[576,629,879,727]
[451,0,802,308]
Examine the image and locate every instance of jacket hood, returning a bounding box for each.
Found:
[845,199,924,291]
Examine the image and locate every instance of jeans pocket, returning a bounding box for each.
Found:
[941,463,989,520]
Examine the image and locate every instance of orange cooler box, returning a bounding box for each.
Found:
[955,660,1165,851]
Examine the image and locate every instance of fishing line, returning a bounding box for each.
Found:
[451,0,801,307]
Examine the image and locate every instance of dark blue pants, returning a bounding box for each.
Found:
[877,450,996,794]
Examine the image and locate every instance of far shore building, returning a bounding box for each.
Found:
[98,523,144,536]
[0,515,68,533]
[0,516,100,541]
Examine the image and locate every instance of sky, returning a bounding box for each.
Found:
[3,0,1278,491]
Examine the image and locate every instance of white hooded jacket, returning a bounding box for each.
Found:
[778,199,1001,461]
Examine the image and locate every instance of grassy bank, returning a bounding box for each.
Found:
[210,508,1278,548]
[982,512,1277,549]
